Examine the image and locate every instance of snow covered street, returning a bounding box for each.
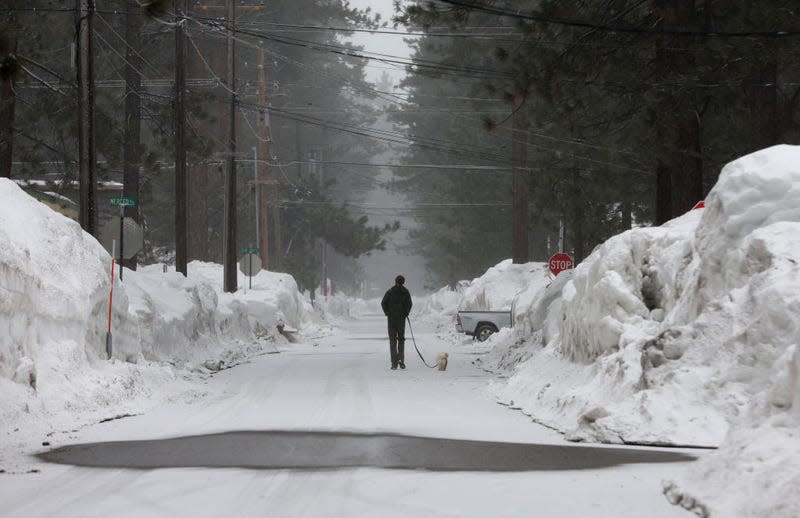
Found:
[1,314,698,517]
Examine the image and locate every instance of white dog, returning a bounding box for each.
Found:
[435,352,449,371]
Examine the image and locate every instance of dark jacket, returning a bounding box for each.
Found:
[381,284,412,321]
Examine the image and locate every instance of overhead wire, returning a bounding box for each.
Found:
[7,5,696,179]
[432,0,800,38]
[186,15,654,170]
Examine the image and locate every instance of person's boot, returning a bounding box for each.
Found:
[399,361,405,370]
[391,364,397,370]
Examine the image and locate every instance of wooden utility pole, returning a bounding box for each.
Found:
[257,46,270,270]
[123,0,142,269]
[511,100,529,264]
[273,181,282,271]
[174,0,188,276]
[188,24,209,262]
[77,0,97,235]
[223,0,238,293]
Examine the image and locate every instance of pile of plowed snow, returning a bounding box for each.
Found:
[474,145,800,516]
[0,178,313,441]
[416,261,549,325]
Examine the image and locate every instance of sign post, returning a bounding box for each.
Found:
[239,247,262,290]
[106,238,116,359]
[548,252,574,277]
[109,197,137,281]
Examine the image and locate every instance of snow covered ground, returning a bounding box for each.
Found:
[442,146,800,517]
[1,314,697,518]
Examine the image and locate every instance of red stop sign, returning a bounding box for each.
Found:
[548,253,574,276]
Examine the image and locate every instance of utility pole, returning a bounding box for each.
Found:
[257,46,270,270]
[222,0,237,293]
[77,0,97,235]
[273,178,282,271]
[123,0,142,269]
[174,0,188,276]
[253,146,258,249]
[318,148,328,301]
[187,17,209,262]
[511,99,529,264]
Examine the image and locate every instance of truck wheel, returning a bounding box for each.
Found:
[475,324,496,342]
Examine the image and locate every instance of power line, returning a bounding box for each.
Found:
[189,15,515,80]
[433,0,800,38]
[269,160,520,171]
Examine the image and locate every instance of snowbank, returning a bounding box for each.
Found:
[458,259,548,313]
[476,146,800,516]
[0,179,137,396]
[123,262,312,366]
[416,261,549,323]
[662,146,800,517]
[0,178,314,448]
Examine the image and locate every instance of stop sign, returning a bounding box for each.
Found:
[548,253,574,276]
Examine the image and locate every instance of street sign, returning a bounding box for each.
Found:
[242,246,260,254]
[100,216,144,260]
[239,253,262,277]
[109,197,136,207]
[548,252,574,276]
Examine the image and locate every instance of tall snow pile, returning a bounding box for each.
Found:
[415,261,549,325]
[483,145,800,516]
[458,259,548,313]
[0,178,314,436]
[0,179,138,403]
[663,147,800,517]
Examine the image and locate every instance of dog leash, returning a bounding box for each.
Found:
[406,317,437,369]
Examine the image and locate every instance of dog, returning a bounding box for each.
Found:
[435,352,449,371]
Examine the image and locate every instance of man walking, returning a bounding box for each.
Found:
[381,275,412,370]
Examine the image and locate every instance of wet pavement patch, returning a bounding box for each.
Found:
[38,431,696,472]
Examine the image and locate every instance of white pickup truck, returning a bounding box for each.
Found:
[455,309,513,342]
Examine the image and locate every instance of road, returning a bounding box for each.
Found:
[1,314,696,517]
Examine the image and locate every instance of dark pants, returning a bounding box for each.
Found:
[388,317,406,366]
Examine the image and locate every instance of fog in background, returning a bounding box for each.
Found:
[345,0,429,297]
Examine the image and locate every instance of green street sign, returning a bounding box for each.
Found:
[242,247,260,254]
[109,197,136,207]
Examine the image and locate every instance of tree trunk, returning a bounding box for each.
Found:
[0,68,15,179]
[749,59,779,153]
[672,113,703,217]
[652,0,701,223]
[654,162,672,225]
[622,199,632,230]
[570,169,584,263]
[0,5,18,178]
[511,102,529,264]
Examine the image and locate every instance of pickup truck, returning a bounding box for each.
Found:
[455,309,513,342]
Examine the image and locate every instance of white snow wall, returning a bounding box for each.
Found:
[0,179,314,390]
[495,145,800,447]
[0,179,137,390]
